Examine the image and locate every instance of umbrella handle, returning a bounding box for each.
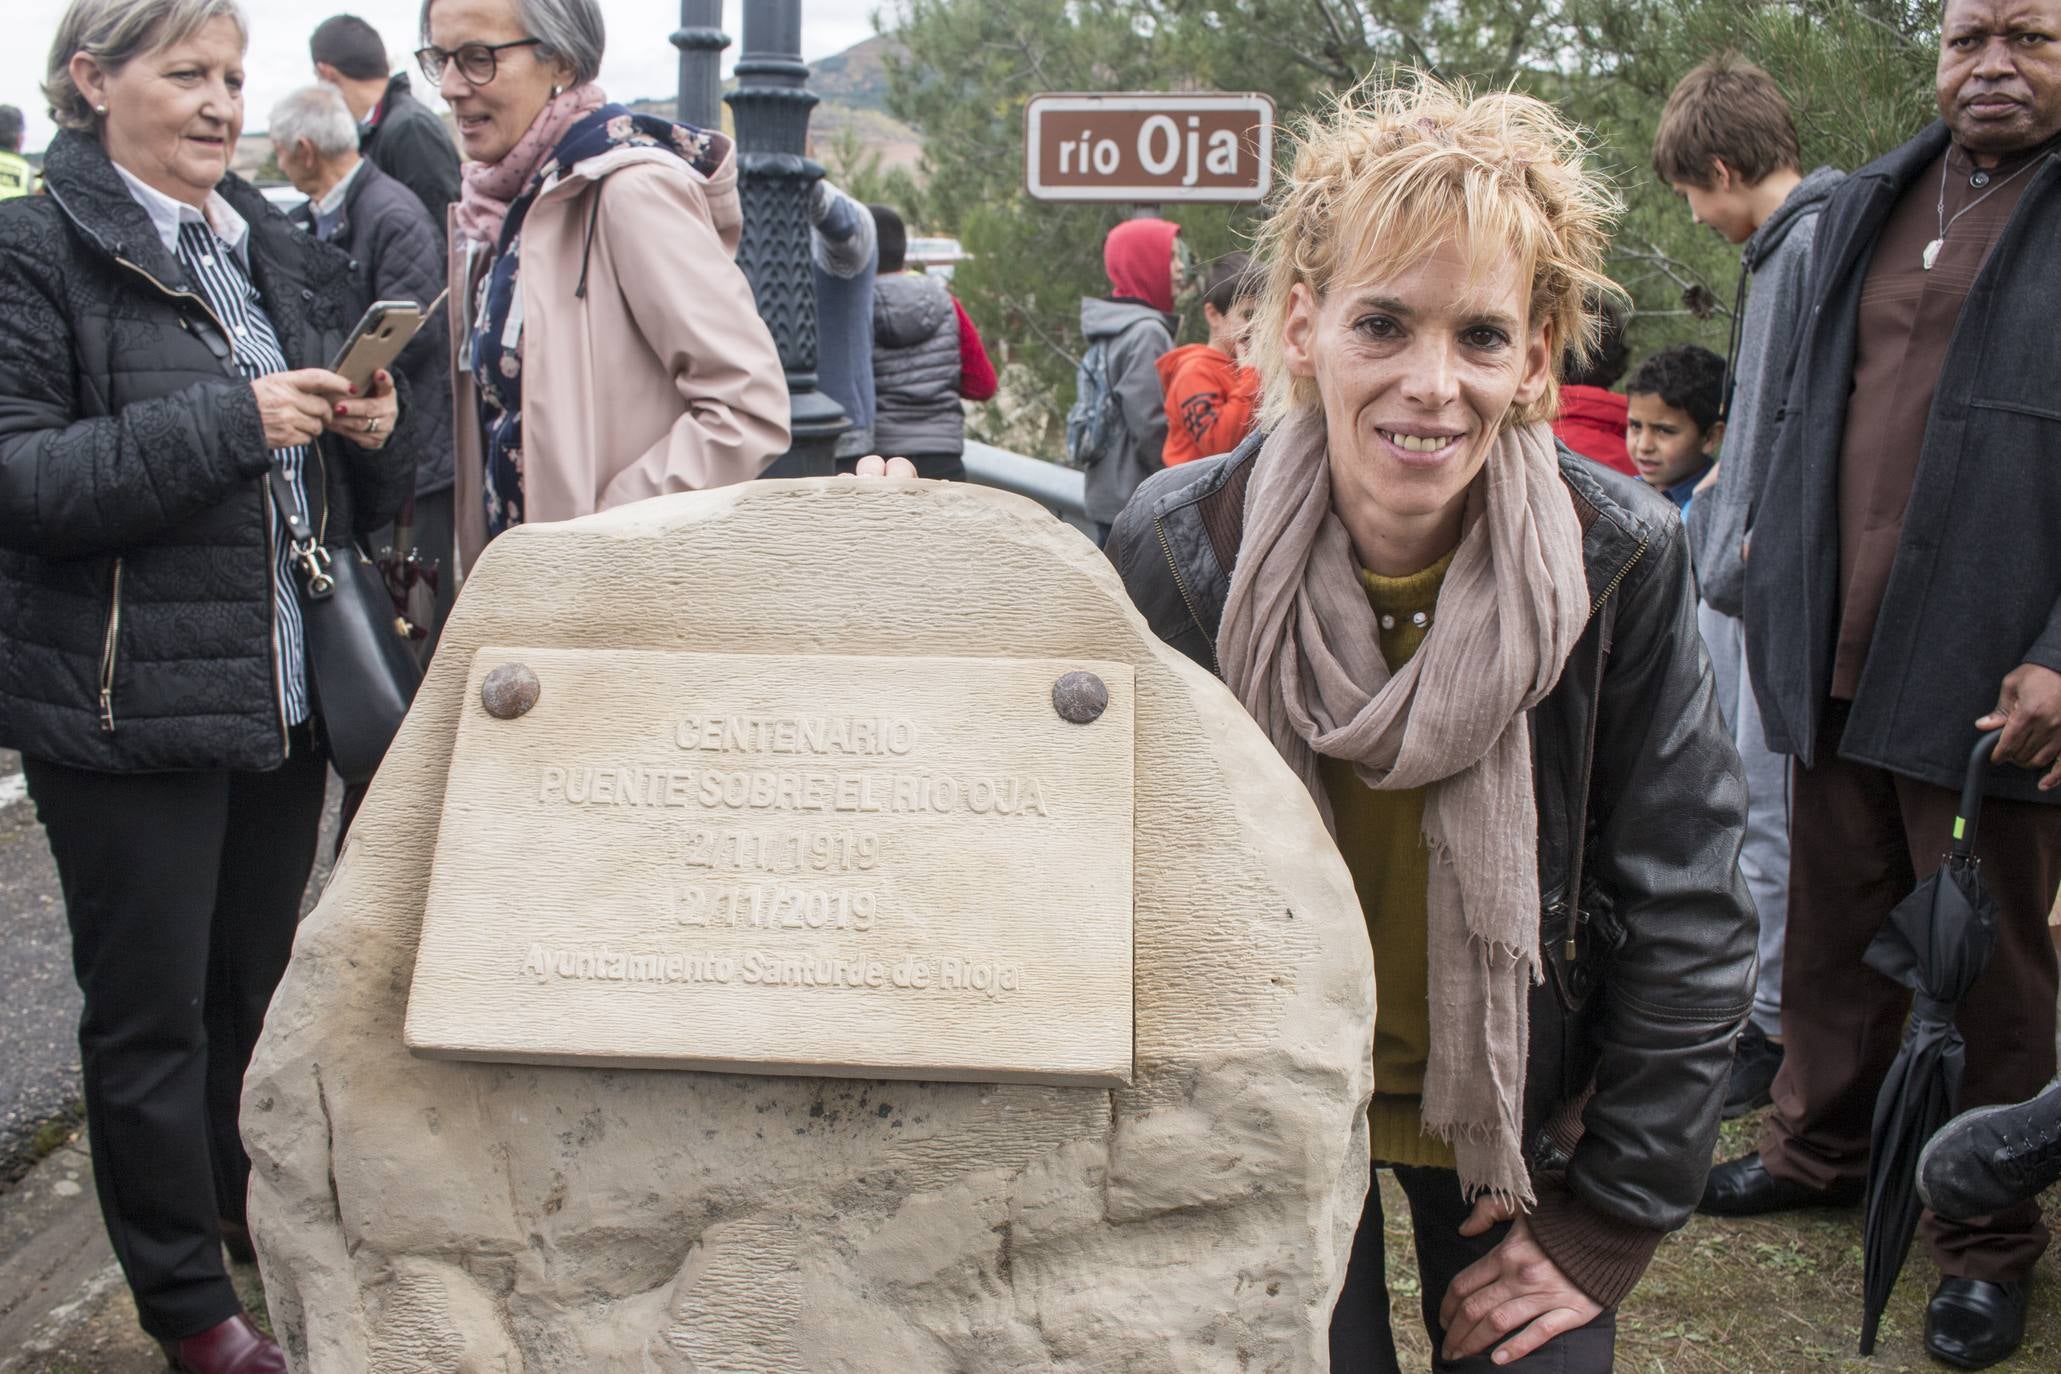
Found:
[1954,728,2007,858]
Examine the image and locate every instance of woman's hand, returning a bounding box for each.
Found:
[328,369,400,451]
[1459,1194,1518,1237]
[1438,1215,1604,1364]
[839,454,918,478]
[252,369,351,450]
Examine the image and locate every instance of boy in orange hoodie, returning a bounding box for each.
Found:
[1156,253,1259,465]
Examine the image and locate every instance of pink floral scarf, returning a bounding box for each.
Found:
[452,83,608,248]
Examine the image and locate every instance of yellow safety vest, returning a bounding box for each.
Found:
[0,151,33,200]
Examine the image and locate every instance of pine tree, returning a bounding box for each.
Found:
[1561,0,1937,358]
[881,1,1942,456]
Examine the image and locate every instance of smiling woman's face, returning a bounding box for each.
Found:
[72,16,246,209]
[1282,242,1551,539]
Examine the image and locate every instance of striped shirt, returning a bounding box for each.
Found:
[174,219,313,726]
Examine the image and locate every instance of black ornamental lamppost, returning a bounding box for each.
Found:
[670,0,727,131]
[722,0,850,476]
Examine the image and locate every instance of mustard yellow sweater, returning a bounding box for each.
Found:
[1318,549,1455,1170]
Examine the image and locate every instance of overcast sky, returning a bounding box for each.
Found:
[7,1,889,152]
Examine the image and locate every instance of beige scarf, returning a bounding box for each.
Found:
[1218,411,1588,1204]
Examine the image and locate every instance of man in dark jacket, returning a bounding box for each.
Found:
[0,105,31,200]
[812,179,877,462]
[1709,4,2061,1365]
[273,83,453,657]
[312,15,461,243]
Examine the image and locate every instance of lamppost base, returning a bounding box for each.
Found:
[760,389,850,478]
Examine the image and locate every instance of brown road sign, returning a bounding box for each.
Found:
[1025,93,1275,203]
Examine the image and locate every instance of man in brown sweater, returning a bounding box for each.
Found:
[1711,5,2061,1368]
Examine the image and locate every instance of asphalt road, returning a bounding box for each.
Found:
[0,752,80,1181]
[0,751,341,1182]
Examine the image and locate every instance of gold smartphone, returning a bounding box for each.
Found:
[331,288,446,391]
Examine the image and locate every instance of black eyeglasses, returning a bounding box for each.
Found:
[414,38,543,86]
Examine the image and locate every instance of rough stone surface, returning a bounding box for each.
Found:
[243,479,1373,1372]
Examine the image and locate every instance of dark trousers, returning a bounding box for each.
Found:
[23,733,327,1340]
[1760,700,2060,1280]
[413,484,458,666]
[1331,1166,1616,1372]
[359,484,457,670]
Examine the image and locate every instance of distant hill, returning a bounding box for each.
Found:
[627,33,922,180]
[810,34,899,112]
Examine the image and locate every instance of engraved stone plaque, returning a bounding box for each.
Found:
[405,646,1135,1086]
[251,481,1370,1372]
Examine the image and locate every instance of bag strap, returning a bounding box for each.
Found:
[267,462,336,601]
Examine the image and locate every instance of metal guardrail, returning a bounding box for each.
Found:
[962,441,1094,536]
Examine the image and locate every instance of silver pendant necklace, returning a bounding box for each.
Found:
[1924,151,2037,270]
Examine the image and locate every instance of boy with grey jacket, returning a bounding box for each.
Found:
[1654,56,1844,1119]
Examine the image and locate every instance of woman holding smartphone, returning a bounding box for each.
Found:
[0,2,415,1369]
[424,0,790,565]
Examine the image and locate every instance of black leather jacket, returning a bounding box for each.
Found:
[1110,433,1754,1291]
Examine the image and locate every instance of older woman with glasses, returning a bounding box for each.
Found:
[0,1,417,1369]
[419,0,789,567]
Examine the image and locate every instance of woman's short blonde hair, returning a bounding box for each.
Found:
[43,0,246,133]
[1247,72,1623,431]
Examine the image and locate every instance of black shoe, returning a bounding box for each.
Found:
[1918,1077,2061,1222]
[1722,1024,1784,1119]
[1698,1152,1864,1216]
[1925,1277,2028,1370]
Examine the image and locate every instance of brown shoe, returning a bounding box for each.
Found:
[157,1313,286,1373]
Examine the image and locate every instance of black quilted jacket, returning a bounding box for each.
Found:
[1110,433,1756,1306]
[292,159,452,495]
[360,74,461,248]
[0,130,417,774]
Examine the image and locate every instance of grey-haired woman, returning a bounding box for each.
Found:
[0,2,416,1368]
[422,0,788,562]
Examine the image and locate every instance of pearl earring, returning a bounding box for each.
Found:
[95,104,107,115]
[551,85,562,98]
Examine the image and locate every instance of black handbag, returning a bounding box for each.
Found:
[270,466,422,784]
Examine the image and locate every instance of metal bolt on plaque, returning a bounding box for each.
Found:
[1052,670,1109,724]
[481,663,541,720]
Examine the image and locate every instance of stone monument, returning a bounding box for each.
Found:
[242,479,1374,1371]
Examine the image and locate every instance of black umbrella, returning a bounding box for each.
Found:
[1857,728,2006,1355]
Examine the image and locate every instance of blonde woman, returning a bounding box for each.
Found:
[1111,77,1754,1371]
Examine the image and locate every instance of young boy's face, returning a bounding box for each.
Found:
[1203,299,1256,361]
[1627,392,1721,489]
[1670,162,1758,245]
